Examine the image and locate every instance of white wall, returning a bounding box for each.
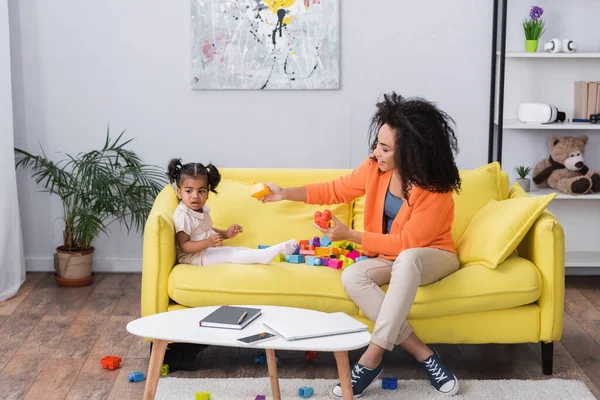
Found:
[9,0,493,272]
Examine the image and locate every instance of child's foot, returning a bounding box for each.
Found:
[422,349,459,396]
[280,239,298,256]
[330,361,382,399]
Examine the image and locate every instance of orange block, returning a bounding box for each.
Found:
[249,182,270,199]
[100,356,122,370]
[314,248,331,257]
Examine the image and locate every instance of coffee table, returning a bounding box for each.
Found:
[126,305,371,400]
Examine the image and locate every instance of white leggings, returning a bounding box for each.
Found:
[197,240,298,266]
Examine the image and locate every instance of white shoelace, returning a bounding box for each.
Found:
[350,364,365,384]
[424,358,448,383]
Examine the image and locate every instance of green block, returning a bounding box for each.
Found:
[195,392,211,400]
[160,364,169,376]
[272,253,285,262]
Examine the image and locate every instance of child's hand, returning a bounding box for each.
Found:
[207,233,223,248]
[313,215,351,241]
[227,224,243,239]
[259,183,284,203]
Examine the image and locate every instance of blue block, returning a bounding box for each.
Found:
[320,236,332,247]
[298,386,314,397]
[382,377,398,390]
[258,244,270,249]
[355,255,370,262]
[305,256,321,266]
[292,245,300,255]
[286,255,304,264]
[128,371,145,382]
[254,354,266,365]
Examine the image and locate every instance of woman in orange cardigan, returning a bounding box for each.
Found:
[261,92,462,398]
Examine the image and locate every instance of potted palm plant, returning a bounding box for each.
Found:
[515,165,532,192]
[15,130,166,286]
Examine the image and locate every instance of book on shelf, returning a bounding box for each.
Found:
[588,82,598,119]
[574,81,588,120]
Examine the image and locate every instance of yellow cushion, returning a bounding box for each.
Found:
[207,179,352,248]
[355,255,541,320]
[168,263,359,314]
[456,193,556,269]
[452,162,504,244]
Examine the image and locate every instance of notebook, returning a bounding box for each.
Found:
[199,306,262,330]
[262,312,368,341]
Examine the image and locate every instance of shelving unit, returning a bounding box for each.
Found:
[488,1,600,270]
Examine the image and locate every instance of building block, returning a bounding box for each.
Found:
[128,371,145,382]
[292,245,300,255]
[382,377,398,390]
[160,364,169,376]
[100,356,122,370]
[254,354,266,365]
[320,236,332,247]
[286,255,304,264]
[258,244,270,249]
[255,396,266,400]
[355,255,370,262]
[346,250,361,261]
[314,209,332,229]
[312,236,320,248]
[305,256,321,266]
[342,258,354,269]
[299,239,310,247]
[314,247,330,257]
[330,248,340,256]
[319,257,331,266]
[298,386,314,398]
[341,249,350,256]
[249,182,270,199]
[304,351,318,361]
[195,392,211,400]
[328,259,343,269]
[272,253,285,262]
[299,249,316,256]
[346,244,355,251]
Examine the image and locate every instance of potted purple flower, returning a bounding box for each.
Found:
[523,5,546,52]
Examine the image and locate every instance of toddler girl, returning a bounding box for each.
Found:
[168,158,297,266]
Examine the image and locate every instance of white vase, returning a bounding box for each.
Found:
[516,178,531,192]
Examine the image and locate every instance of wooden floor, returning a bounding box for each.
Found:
[0,273,599,399]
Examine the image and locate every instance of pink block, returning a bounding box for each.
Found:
[328,259,343,269]
[346,250,361,261]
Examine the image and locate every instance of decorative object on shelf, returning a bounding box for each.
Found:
[190,0,340,90]
[543,38,579,53]
[517,103,566,124]
[562,39,578,53]
[523,5,546,52]
[14,131,166,286]
[532,135,600,195]
[515,166,532,192]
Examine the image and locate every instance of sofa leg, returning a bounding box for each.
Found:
[541,342,553,375]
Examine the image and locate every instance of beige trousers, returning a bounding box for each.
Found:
[341,248,459,351]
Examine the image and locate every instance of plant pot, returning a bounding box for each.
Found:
[54,246,95,286]
[525,40,538,53]
[516,178,531,192]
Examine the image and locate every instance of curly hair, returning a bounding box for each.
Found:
[368,92,461,201]
[166,158,221,194]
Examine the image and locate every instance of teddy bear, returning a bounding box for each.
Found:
[532,135,600,195]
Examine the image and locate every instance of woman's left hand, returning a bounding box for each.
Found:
[313,215,352,241]
[227,224,243,239]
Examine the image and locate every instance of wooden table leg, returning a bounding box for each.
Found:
[265,348,281,400]
[143,339,168,400]
[334,351,353,400]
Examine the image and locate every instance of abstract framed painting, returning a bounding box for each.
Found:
[191,0,339,90]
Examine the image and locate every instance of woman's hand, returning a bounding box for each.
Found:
[206,233,223,247]
[226,224,243,239]
[313,215,352,242]
[259,182,285,203]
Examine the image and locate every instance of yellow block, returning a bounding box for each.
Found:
[249,182,270,199]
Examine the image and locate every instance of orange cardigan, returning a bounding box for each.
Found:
[305,158,456,260]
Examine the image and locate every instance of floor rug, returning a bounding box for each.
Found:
[156,377,596,399]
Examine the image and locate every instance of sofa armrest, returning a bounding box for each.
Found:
[516,210,565,342]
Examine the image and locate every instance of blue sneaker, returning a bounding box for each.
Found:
[423,349,459,396]
[330,362,383,399]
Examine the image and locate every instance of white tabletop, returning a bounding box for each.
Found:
[126,305,371,352]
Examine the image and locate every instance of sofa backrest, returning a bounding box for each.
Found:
[146,163,510,253]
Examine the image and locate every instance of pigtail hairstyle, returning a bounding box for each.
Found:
[205,163,221,194]
[167,158,183,185]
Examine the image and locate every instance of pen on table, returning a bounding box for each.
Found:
[238,311,248,324]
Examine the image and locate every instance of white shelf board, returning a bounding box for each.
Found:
[497,51,600,58]
[528,187,600,200]
[496,119,600,130]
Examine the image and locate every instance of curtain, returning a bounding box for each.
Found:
[0,0,25,302]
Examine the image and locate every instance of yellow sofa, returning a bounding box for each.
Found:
[141,163,564,375]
